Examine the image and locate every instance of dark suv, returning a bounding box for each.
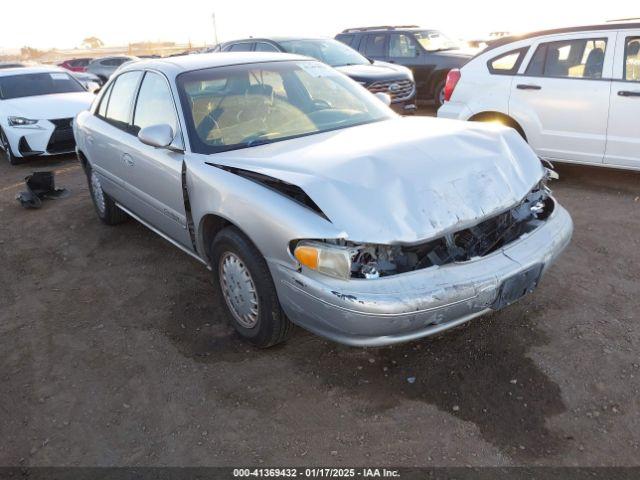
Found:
[211,37,417,114]
[336,26,471,108]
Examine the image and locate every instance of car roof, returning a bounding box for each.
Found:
[340,25,428,33]
[222,37,335,44]
[118,52,311,76]
[0,65,67,78]
[92,55,138,62]
[484,22,640,52]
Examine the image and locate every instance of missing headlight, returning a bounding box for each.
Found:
[347,185,554,279]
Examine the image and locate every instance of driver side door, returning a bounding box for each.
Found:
[125,71,192,249]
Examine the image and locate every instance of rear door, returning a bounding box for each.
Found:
[86,70,143,206]
[125,71,192,248]
[509,32,615,164]
[604,31,640,168]
[361,33,388,62]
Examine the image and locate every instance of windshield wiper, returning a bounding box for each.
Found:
[242,132,279,147]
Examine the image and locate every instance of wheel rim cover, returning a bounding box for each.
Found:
[219,252,259,328]
[90,170,106,215]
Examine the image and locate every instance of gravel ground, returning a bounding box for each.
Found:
[1,113,639,466]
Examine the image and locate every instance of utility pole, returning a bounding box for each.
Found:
[212,12,219,47]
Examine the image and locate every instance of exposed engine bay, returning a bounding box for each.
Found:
[341,183,554,279]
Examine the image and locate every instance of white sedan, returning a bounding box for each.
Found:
[0,66,95,164]
[438,22,640,170]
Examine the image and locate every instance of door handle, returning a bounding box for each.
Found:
[517,84,542,90]
[122,153,134,167]
[618,90,640,97]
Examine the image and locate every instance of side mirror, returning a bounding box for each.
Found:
[138,124,175,149]
[374,92,392,106]
[86,81,101,94]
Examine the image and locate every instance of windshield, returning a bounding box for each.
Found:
[412,30,460,52]
[0,72,85,100]
[177,60,394,154]
[278,39,370,67]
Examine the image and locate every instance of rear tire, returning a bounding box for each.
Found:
[0,127,20,165]
[211,227,292,348]
[86,163,128,225]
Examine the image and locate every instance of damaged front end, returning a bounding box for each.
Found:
[292,181,555,280]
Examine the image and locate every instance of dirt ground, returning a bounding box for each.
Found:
[1,111,639,467]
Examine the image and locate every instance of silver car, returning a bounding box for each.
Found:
[73,53,573,348]
[86,55,138,82]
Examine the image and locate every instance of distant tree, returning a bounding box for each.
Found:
[20,46,44,59]
[82,37,104,49]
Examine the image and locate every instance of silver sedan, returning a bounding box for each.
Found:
[73,52,573,347]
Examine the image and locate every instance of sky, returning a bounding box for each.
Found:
[0,0,637,52]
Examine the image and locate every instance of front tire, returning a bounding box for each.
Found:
[0,127,20,165]
[211,227,292,348]
[86,164,128,225]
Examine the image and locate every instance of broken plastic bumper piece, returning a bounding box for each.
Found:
[270,203,573,347]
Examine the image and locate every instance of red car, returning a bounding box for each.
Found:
[58,58,93,72]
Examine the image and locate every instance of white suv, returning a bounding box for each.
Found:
[438,22,640,170]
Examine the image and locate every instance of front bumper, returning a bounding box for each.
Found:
[3,120,75,158]
[390,100,417,115]
[270,203,573,347]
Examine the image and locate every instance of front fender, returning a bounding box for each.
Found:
[185,155,345,269]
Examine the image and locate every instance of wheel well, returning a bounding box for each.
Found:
[468,112,527,141]
[77,150,89,172]
[200,214,232,262]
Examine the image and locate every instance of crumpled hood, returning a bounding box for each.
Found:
[2,92,94,120]
[209,116,545,244]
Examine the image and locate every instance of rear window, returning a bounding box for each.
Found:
[70,59,91,67]
[0,72,85,99]
[226,43,253,52]
[488,47,528,75]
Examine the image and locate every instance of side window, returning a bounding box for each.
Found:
[96,82,114,118]
[624,37,640,82]
[335,34,355,47]
[255,42,279,52]
[104,71,143,130]
[364,34,386,57]
[525,38,607,79]
[132,72,178,134]
[389,34,418,57]
[226,43,254,52]
[488,47,528,75]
